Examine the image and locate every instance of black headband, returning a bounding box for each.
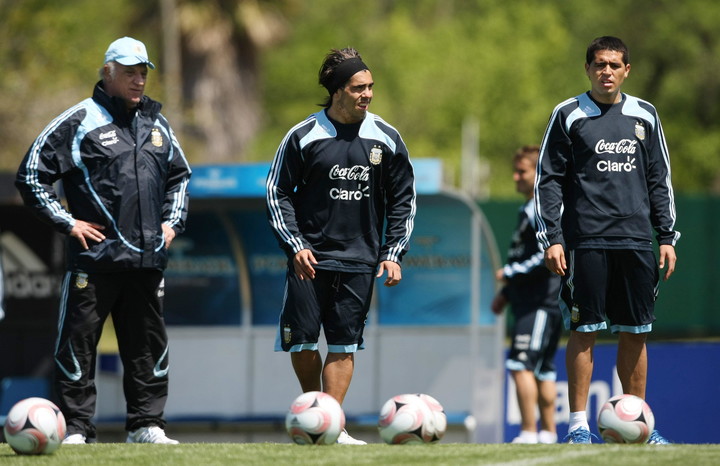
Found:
[324,57,370,95]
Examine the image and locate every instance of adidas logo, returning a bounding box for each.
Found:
[1,231,61,299]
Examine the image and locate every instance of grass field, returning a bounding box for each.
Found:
[2,443,719,465]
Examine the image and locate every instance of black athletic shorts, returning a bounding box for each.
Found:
[275,268,374,353]
[506,307,562,381]
[560,248,659,334]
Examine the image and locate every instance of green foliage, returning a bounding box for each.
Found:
[253,0,587,195]
[554,0,720,195]
[2,0,720,196]
[251,0,720,196]
[0,0,162,169]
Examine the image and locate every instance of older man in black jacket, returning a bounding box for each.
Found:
[16,36,191,445]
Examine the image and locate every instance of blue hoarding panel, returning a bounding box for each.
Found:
[164,211,242,325]
[503,342,720,444]
[413,158,443,195]
[190,164,269,198]
[189,159,443,199]
[228,210,287,325]
[379,195,474,325]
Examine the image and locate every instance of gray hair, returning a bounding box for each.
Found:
[99,61,118,81]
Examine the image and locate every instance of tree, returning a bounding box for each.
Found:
[2,0,720,195]
[0,0,135,170]
[175,0,290,162]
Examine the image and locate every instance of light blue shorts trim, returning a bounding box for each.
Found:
[276,342,365,353]
[505,360,527,372]
[506,360,558,382]
[327,343,361,353]
[574,322,608,333]
[287,343,319,352]
[610,323,653,334]
[536,370,557,382]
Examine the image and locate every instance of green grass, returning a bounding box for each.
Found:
[2,443,720,465]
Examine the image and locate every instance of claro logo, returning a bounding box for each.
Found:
[597,156,636,173]
[329,184,370,201]
[1,231,61,299]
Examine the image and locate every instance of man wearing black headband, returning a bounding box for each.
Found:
[266,48,416,444]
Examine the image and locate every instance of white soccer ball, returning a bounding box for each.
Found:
[418,393,447,443]
[597,394,655,443]
[3,397,66,455]
[285,391,345,445]
[378,393,444,444]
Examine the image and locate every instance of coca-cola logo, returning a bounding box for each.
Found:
[594,139,637,155]
[329,164,370,181]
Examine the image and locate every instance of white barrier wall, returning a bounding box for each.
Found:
[98,324,504,442]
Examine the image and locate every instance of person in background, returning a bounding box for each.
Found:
[534,36,679,444]
[492,145,562,444]
[0,234,4,322]
[15,37,191,445]
[266,47,416,445]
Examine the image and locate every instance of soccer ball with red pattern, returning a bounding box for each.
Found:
[378,393,446,444]
[597,394,655,443]
[3,397,66,455]
[285,391,345,445]
[418,393,447,443]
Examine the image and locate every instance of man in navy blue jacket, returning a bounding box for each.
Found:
[266,47,416,444]
[534,36,679,444]
[16,37,191,445]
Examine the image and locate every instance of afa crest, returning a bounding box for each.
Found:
[151,128,164,147]
[283,325,292,344]
[75,272,89,289]
[634,122,645,141]
[369,146,383,165]
[571,304,580,323]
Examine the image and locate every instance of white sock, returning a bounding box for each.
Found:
[568,411,589,432]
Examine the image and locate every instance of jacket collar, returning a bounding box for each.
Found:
[92,81,162,123]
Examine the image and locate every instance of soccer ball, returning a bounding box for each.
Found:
[3,397,66,455]
[597,394,655,443]
[285,391,345,445]
[378,393,446,444]
[418,393,447,443]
